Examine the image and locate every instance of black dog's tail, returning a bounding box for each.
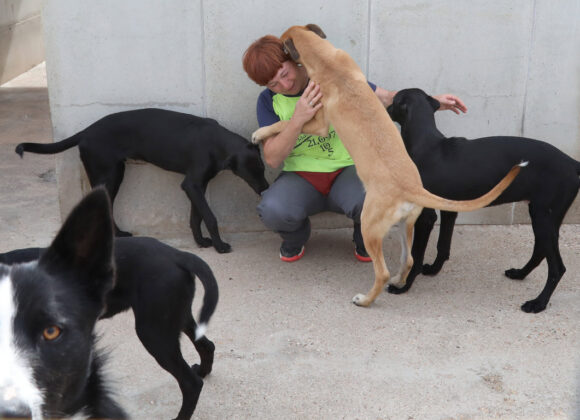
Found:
[178,251,219,340]
[15,131,83,157]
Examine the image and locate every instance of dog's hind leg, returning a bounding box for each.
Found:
[183,316,215,378]
[136,321,203,420]
[80,152,131,237]
[352,199,400,307]
[519,189,578,313]
[388,207,437,295]
[389,205,423,290]
[505,203,546,281]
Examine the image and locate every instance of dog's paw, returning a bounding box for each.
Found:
[386,284,410,295]
[196,237,213,248]
[352,294,370,307]
[521,298,547,314]
[192,363,212,378]
[388,274,404,287]
[251,128,267,144]
[215,242,232,254]
[505,268,526,280]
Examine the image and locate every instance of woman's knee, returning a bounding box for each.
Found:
[257,196,306,231]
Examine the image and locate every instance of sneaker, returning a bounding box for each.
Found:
[279,244,305,262]
[353,222,372,262]
[354,244,372,262]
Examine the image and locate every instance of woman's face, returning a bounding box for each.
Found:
[266,60,308,95]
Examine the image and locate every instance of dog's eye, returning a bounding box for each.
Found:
[42,326,62,341]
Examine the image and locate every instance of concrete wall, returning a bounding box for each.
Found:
[0,0,44,84]
[41,0,580,240]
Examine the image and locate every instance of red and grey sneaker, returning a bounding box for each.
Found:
[354,244,372,262]
[279,245,305,262]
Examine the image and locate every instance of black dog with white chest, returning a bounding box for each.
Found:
[0,189,219,420]
[387,88,580,313]
[0,188,126,419]
[16,108,269,253]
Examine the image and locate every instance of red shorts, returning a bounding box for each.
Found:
[295,169,343,195]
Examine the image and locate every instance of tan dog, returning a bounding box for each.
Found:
[252,24,526,307]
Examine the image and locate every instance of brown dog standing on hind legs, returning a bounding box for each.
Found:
[252,24,527,307]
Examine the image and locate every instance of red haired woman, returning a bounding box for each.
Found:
[243,34,466,262]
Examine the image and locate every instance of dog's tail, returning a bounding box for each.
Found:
[410,161,527,212]
[15,131,83,157]
[178,251,219,341]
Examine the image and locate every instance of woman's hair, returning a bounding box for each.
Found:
[242,35,290,86]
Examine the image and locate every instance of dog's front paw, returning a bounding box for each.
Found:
[214,242,232,254]
[251,127,267,144]
[352,293,371,307]
[196,237,213,248]
[386,283,410,295]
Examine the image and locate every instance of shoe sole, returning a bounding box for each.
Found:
[354,249,372,262]
[280,246,305,262]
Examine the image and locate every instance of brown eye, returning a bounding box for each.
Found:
[42,326,61,341]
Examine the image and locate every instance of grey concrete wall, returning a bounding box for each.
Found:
[41,0,580,240]
[0,0,44,84]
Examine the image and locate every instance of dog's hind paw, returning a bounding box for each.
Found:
[521,298,547,313]
[504,268,527,280]
[192,363,212,378]
[388,274,404,287]
[386,283,410,295]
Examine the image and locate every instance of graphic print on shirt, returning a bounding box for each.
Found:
[295,128,337,158]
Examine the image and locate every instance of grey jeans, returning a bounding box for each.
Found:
[257,165,365,248]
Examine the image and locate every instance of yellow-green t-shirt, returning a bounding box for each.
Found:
[257,89,354,172]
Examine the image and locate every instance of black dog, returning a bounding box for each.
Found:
[16,108,269,253]
[0,188,126,419]
[387,88,580,313]
[1,203,219,420]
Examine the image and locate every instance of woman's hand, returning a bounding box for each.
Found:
[292,81,323,126]
[433,94,467,114]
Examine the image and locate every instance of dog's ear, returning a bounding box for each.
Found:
[306,24,326,39]
[283,38,300,61]
[40,187,115,305]
[427,95,441,111]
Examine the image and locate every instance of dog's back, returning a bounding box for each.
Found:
[0,189,126,419]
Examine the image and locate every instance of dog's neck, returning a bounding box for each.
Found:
[289,31,366,86]
[400,111,446,156]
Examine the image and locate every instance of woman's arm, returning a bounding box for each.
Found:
[262,81,323,168]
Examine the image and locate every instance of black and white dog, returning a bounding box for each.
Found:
[0,188,219,419]
[16,108,270,253]
[0,188,126,419]
[387,88,580,313]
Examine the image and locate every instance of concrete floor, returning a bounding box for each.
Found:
[1,65,579,419]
